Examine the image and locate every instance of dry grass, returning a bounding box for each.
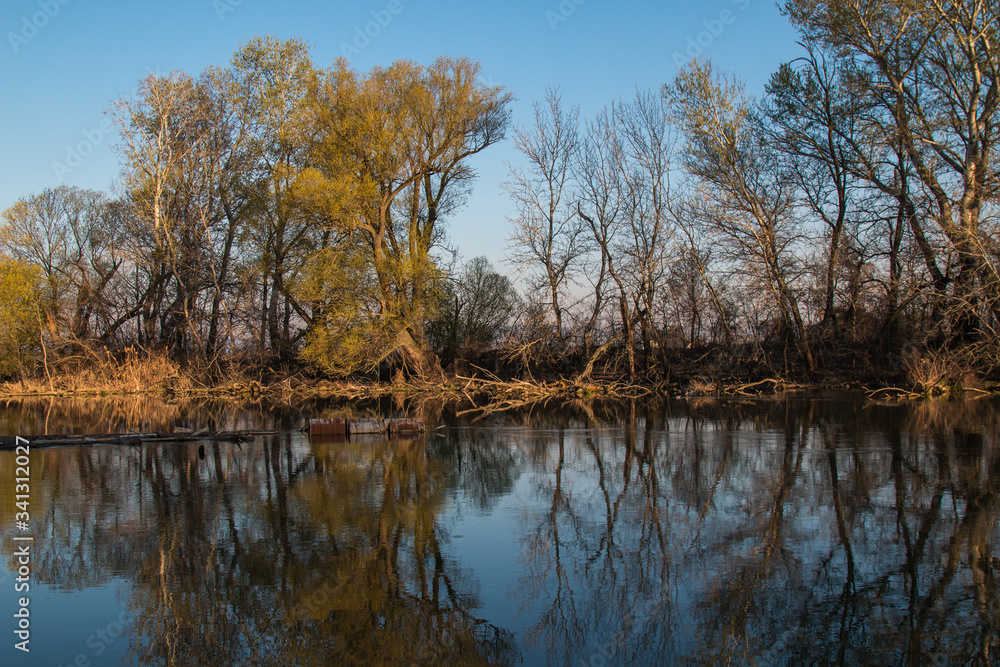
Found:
[1,346,193,397]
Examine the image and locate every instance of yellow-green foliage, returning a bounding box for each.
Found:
[0,256,43,378]
[297,243,391,376]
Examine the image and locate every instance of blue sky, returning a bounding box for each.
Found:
[0,0,801,267]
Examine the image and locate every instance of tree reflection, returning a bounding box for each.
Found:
[4,396,1000,664]
[128,433,519,665]
[1,420,518,664]
[503,397,1000,664]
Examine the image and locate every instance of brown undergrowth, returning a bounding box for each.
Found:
[683,376,821,397]
[2,347,190,397]
[3,344,998,405]
[0,351,661,409]
[0,347,276,399]
[297,374,660,416]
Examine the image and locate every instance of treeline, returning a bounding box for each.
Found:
[0,38,516,383]
[505,0,1000,388]
[4,1,1000,390]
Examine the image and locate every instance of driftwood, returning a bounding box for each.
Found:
[454,375,654,419]
[0,430,281,450]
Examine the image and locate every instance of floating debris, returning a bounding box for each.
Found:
[306,418,427,440]
[308,418,346,436]
[345,418,386,434]
[0,430,279,450]
[388,419,426,435]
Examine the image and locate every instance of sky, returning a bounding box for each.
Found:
[0,0,802,268]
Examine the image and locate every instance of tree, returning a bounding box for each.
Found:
[427,256,519,365]
[667,60,817,373]
[225,36,321,360]
[576,91,679,378]
[763,45,864,326]
[108,39,320,364]
[111,70,215,355]
[0,186,123,343]
[308,56,512,378]
[295,238,383,377]
[604,90,678,373]
[784,0,1000,346]
[505,86,585,372]
[0,256,43,379]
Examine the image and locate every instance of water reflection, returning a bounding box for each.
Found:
[1,395,1000,665]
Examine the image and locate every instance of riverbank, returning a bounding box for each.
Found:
[2,347,993,404]
[0,370,926,407]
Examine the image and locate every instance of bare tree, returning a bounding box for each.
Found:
[667,60,817,373]
[763,45,863,326]
[576,91,679,378]
[505,86,586,373]
[0,186,124,342]
[786,0,1000,346]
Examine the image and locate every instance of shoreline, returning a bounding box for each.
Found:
[1,374,980,404]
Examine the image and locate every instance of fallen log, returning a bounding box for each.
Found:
[0,430,281,450]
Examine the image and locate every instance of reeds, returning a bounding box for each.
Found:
[1,346,191,397]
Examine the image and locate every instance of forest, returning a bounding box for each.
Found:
[3,0,1000,395]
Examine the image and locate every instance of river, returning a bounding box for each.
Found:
[0,393,998,665]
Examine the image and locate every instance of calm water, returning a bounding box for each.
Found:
[1,394,1000,665]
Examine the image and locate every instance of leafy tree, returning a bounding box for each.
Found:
[296,239,385,377]
[0,256,43,378]
[225,36,322,360]
[306,56,512,378]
